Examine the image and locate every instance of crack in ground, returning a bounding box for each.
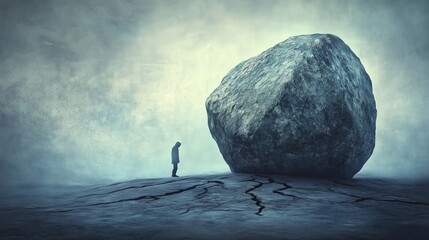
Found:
[180,207,192,215]
[328,187,429,206]
[89,181,124,191]
[179,200,246,215]
[244,177,266,216]
[243,175,300,215]
[84,183,205,206]
[51,181,217,213]
[257,175,327,202]
[256,175,304,200]
[260,175,296,198]
[76,178,193,199]
[195,180,226,198]
[8,175,428,216]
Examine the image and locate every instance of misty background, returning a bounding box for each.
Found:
[1,0,428,187]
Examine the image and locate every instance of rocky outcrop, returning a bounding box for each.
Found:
[206,34,377,178]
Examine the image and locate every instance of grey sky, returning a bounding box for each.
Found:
[1,0,428,186]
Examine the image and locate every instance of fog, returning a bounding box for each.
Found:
[1,0,428,186]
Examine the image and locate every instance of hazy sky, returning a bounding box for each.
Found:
[1,0,428,186]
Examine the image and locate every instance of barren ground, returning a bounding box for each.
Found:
[1,173,428,239]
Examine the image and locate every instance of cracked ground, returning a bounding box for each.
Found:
[0,173,428,239]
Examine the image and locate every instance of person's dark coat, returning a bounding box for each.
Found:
[171,142,180,164]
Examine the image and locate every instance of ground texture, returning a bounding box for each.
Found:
[1,173,428,239]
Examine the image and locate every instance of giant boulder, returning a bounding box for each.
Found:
[206,34,376,179]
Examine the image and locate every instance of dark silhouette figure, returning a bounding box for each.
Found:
[171,142,181,177]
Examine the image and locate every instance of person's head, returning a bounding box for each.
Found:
[175,142,181,148]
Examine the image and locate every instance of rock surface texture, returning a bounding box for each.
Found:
[1,174,428,239]
[206,34,377,178]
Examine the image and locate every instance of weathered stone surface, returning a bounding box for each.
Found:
[1,174,428,239]
[206,34,376,178]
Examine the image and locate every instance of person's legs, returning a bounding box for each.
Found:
[172,163,178,177]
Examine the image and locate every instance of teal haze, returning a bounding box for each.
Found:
[0,0,428,186]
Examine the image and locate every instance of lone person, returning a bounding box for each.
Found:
[171,141,181,177]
